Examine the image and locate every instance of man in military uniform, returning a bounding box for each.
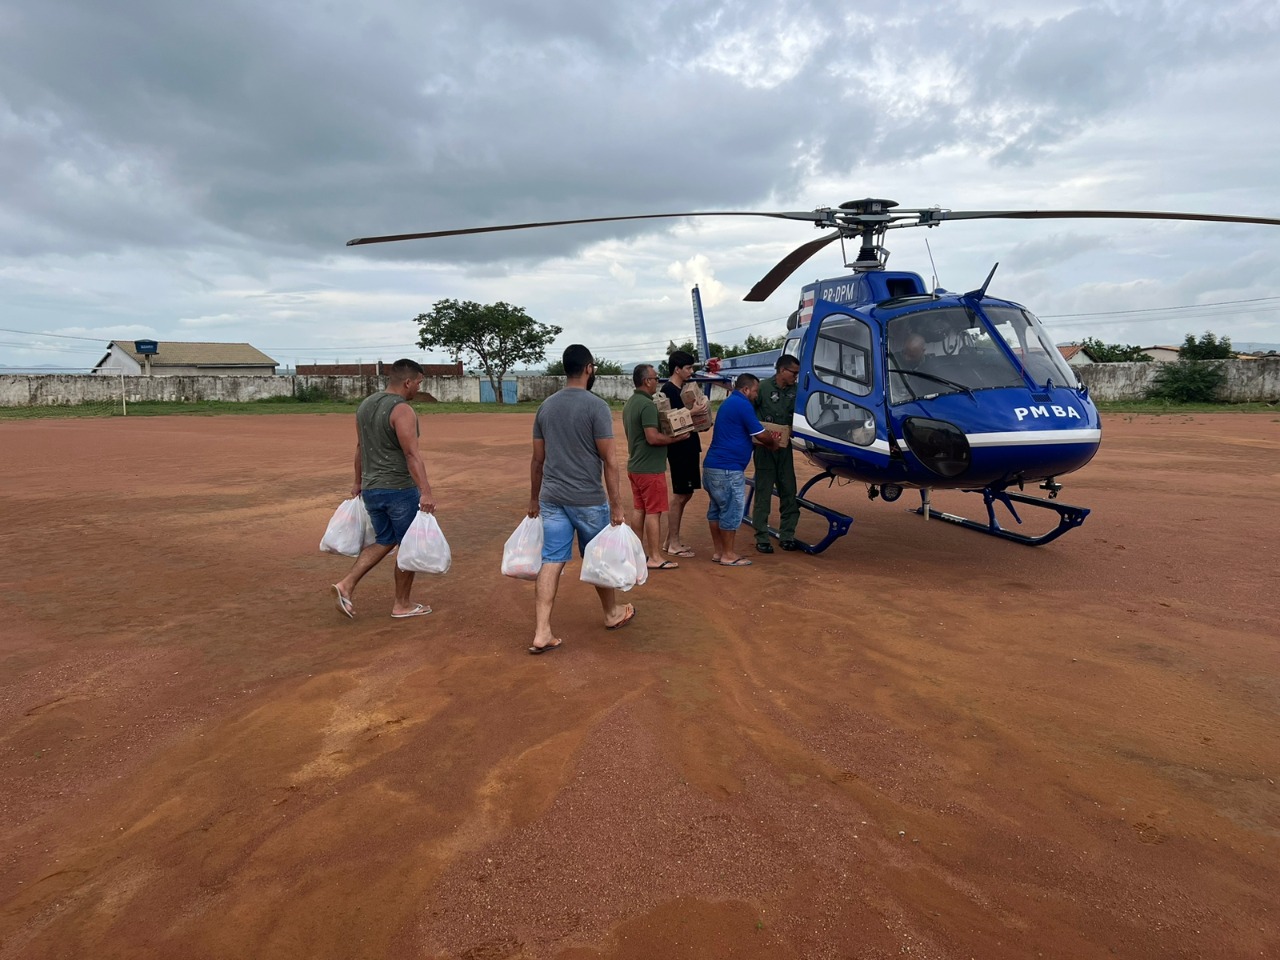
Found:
[751,354,801,553]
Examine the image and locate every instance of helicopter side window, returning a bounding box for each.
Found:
[812,314,872,398]
[804,392,876,447]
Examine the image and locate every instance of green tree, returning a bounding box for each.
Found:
[659,334,784,372]
[743,333,787,354]
[545,356,623,376]
[414,300,561,405]
[1079,337,1152,363]
[1147,358,1226,402]
[1146,330,1234,403]
[1179,331,1233,360]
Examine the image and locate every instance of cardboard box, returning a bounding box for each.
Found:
[680,384,714,432]
[659,407,696,437]
[760,421,792,446]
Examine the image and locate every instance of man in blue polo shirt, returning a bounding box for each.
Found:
[703,373,780,567]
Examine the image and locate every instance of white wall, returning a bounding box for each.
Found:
[0,373,628,407]
[1075,357,1280,401]
[6,360,1273,407]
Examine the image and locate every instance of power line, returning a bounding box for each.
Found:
[1039,295,1280,319]
[0,326,107,342]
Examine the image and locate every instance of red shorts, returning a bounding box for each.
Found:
[628,472,669,514]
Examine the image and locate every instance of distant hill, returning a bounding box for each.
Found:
[0,364,90,374]
[1234,342,1280,353]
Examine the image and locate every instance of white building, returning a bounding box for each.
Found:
[1058,344,1097,367]
[1139,345,1182,363]
[93,341,278,377]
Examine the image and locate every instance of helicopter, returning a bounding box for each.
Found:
[348,198,1280,551]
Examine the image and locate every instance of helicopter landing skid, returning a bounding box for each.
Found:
[910,487,1090,546]
[742,472,854,555]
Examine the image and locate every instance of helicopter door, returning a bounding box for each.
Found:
[794,303,881,451]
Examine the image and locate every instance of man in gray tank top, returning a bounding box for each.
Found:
[526,344,633,654]
[332,359,437,620]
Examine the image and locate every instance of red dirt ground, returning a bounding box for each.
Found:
[1,411,1276,960]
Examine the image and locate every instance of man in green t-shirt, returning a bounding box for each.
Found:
[622,364,694,570]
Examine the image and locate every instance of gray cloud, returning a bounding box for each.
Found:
[3,0,1279,366]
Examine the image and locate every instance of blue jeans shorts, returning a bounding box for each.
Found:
[363,487,419,546]
[540,501,610,563]
[703,468,746,531]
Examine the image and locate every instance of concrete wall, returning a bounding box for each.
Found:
[7,362,1273,408]
[1075,357,1280,402]
[0,373,635,407]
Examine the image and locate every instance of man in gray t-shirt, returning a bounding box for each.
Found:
[332,359,437,621]
[525,345,634,654]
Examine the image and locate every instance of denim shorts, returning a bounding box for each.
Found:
[540,501,611,563]
[363,487,419,545]
[703,468,746,531]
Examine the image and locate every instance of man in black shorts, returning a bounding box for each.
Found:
[661,350,704,558]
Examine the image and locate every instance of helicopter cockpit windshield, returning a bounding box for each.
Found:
[886,305,1078,404]
[981,305,1079,388]
[886,307,1021,404]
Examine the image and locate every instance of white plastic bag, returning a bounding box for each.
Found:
[580,523,648,591]
[396,512,452,574]
[320,497,374,557]
[501,516,544,580]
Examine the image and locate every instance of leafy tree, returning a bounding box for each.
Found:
[658,334,783,373]
[414,300,561,405]
[1146,331,1234,403]
[743,332,787,354]
[545,356,623,376]
[1179,331,1233,360]
[1147,358,1226,402]
[1079,337,1152,363]
[720,333,785,359]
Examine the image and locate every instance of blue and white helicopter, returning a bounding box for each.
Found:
[349,198,1280,551]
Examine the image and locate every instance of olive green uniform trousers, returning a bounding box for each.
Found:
[752,447,798,544]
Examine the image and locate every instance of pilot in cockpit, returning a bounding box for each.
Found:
[901,333,928,370]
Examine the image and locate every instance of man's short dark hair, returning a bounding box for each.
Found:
[388,358,425,383]
[775,354,800,373]
[562,344,594,378]
[669,350,695,371]
[632,363,653,387]
[734,373,759,390]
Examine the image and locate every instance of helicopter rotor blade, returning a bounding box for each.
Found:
[346,210,829,246]
[922,209,1280,228]
[744,232,843,302]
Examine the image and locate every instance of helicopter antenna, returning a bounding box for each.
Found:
[924,237,940,294]
[966,262,1000,300]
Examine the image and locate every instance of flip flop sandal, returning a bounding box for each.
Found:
[391,603,432,618]
[605,604,637,630]
[528,639,563,655]
[332,585,355,619]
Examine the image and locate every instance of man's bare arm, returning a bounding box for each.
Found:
[594,437,626,525]
[529,439,546,517]
[351,434,363,498]
[391,404,435,513]
[642,426,692,446]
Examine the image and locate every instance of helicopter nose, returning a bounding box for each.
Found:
[901,417,971,478]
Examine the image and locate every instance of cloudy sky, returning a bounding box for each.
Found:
[3,0,1280,371]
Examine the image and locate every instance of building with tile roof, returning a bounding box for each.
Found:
[92,341,278,376]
